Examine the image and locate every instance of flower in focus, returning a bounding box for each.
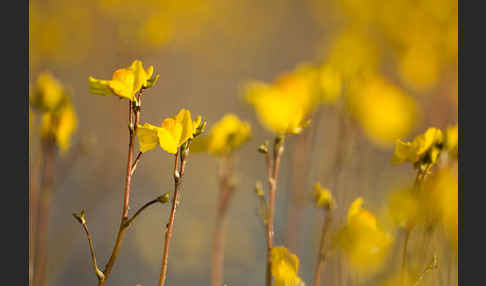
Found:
[137,109,202,154]
[30,72,65,111]
[270,246,305,286]
[445,123,458,159]
[347,75,419,148]
[333,197,393,276]
[313,182,336,210]
[89,60,158,102]
[392,127,444,168]
[41,100,78,153]
[244,66,319,134]
[191,113,251,156]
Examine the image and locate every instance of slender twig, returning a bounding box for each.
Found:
[131,152,143,176]
[158,148,184,286]
[265,136,285,286]
[211,155,235,286]
[401,228,411,286]
[73,211,105,281]
[97,99,141,286]
[313,209,333,286]
[30,154,41,286]
[414,255,438,286]
[33,139,56,286]
[124,195,169,228]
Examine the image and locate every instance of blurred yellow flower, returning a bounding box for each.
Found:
[191,113,251,156]
[387,187,420,229]
[245,67,319,134]
[318,64,342,103]
[270,246,305,286]
[137,109,202,154]
[41,100,78,153]
[313,182,335,210]
[347,75,419,148]
[445,123,458,159]
[422,168,458,249]
[334,197,393,275]
[89,60,156,102]
[30,72,65,111]
[399,44,440,92]
[392,127,444,167]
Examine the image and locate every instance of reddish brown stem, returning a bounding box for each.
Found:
[265,136,285,286]
[211,156,235,286]
[97,100,140,286]
[158,150,183,286]
[33,139,56,286]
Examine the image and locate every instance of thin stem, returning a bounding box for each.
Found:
[313,209,333,286]
[401,228,411,286]
[78,220,104,281]
[97,99,140,286]
[265,136,285,286]
[211,156,235,286]
[158,150,183,286]
[124,196,166,228]
[130,152,143,176]
[33,139,56,286]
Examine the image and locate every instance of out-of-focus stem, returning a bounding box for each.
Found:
[265,136,285,286]
[33,139,56,286]
[211,156,235,286]
[313,209,333,286]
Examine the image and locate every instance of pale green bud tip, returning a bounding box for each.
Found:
[258,140,269,154]
[158,192,170,203]
[254,181,264,197]
[73,209,86,225]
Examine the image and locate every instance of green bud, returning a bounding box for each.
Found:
[258,140,269,154]
[73,209,86,225]
[158,192,170,203]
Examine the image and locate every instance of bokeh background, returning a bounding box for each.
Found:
[29,0,458,285]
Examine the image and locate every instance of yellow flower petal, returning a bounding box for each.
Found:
[137,123,160,153]
[271,246,305,286]
[157,127,179,154]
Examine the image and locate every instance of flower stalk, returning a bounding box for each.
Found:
[313,208,333,286]
[264,135,285,286]
[158,142,191,286]
[211,155,235,286]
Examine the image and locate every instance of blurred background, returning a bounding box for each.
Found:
[29,0,458,285]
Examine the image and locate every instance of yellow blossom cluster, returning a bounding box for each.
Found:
[30,72,78,153]
[191,114,251,156]
[89,60,159,102]
[333,198,393,276]
[137,109,202,154]
[270,246,305,286]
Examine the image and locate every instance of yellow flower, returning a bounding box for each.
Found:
[245,68,319,134]
[41,100,78,153]
[445,123,458,159]
[318,64,342,103]
[313,182,335,209]
[271,246,305,286]
[191,113,251,156]
[137,109,202,154]
[334,197,393,276]
[30,72,65,111]
[422,168,458,249]
[89,60,157,102]
[347,75,419,148]
[392,127,444,166]
[387,187,420,229]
